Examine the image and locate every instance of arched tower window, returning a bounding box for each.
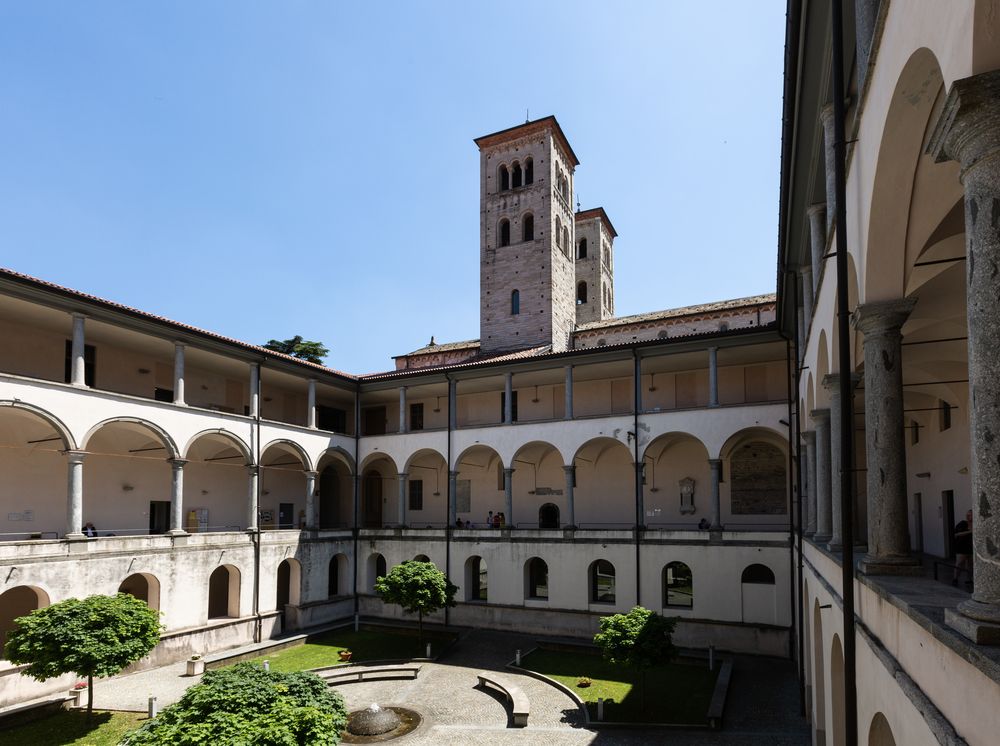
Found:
[511,290,520,315]
[577,237,588,259]
[560,176,569,202]
[522,213,534,242]
[499,218,510,247]
[563,226,570,256]
[577,281,588,304]
[512,161,522,188]
[524,158,533,184]
[555,217,563,248]
[498,165,509,192]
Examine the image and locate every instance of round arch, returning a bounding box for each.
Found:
[82,417,180,458]
[261,439,313,471]
[119,572,161,610]
[465,555,487,601]
[403,448,447,474]
[868,712,897,746]
[316,446,356,475]
[208,564,241,619]
[813,599,826,740]
[359,451,399,474]
[571,437,632,528]
[0,585,50,659]
[276,557,302,609]
[0,400,77,450]
[182,429,252,463]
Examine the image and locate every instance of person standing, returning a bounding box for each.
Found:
[953,509,973,589]
[487,510,493,529]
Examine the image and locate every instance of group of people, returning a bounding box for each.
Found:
[454,511,507,529]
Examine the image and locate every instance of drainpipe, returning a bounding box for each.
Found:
[632,349,642,606]
[252,361,262,644]
[831,1,858,742]
[445,373,453,627]
[353,385,361,619]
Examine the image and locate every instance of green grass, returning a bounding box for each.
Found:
[0,710,147,746]
[245,627,457,672]
[521,648,719,724]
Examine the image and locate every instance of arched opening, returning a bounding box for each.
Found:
[360,454,396,528]
[589,559,616,604]
[663,561,693,608]
[813,600,826,741]
[538,502,560,529]
[560,176,569,202]
[465,556,488,601]
[525,557,548,599]
[184,430,252,533]
[403,449,448,526]
[510,289,520,315]
[524,158,533,184]
[498,164,509,191]
[641,432,711,526]
[572,436,634,526]
[555,217,563,248]
[118,572,161,610]
[454,445,504,527]
[208,564,240,619]
[522,213,534,242]
[413,554,430,562]
[0,585,49,658]
[499,218,510,247]
[316,450,354,530]
[276,558,301,610]
[511,161,522,188]
[577,281,588,304]
[328,553,348,598]
[367,553,386,592]
[868,713,896,746]
[831,634,845,746]
[740,563,776,624]
[563,226,570,256]
[260,441,310,531]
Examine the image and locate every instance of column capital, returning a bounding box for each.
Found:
[810,407,831,423]
[246,464,260,476]
[71,311,88,321]
[174,340,186,349]
[397,472,408,480]
[168,458,189,469]
[63,449,88,463]
[503,467,515,475]
[852,298,916,337]
[563,464,575,474]
[449,470,459,478]
[304,470,319,479]
[928,70,1000,173]
[799,264,812,279]
[822,372,860,391]
[806,202,827,219]
[708,458,722,468]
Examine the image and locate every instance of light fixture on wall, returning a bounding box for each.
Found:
[531,386,540,404]
[433,397,442,413]
[916,472,931,479]
[122,484,134,492]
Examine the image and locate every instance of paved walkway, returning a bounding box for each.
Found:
[84,628,808,744]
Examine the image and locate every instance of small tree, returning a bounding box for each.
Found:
[594,606,677,711]
[5,593,161,719]
[121,662,347,745]
[374,560,457,650]
[263,335,329,364]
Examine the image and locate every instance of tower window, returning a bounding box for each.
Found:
[498,165,509,192]
[577,238,587,259]
[560,176,569,202]
[499,219,510,247]
[555,217,563,248]
[512,161,522,188]
[511,290,520,315]
[525,158,533,184]
[522,213,534,242]
[563,226,570,257]
[577,281,588,304]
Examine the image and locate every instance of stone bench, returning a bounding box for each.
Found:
[318,664,421,684]
[476,672,529,727]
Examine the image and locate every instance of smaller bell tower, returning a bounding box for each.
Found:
[574,208,617,325]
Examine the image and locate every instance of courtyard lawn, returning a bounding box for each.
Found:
[246,626,457,672]
[0,710,147,746]
[521,648,719,724]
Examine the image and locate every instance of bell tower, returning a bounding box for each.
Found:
[475,116,579,354]
[574,207,617,325]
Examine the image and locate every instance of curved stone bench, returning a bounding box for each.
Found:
[318,664,421,685]
[476,671,529,727]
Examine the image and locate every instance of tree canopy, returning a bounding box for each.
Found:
[374,560,457,646]
[4,593,161,718]
[263,335,329,364]
[594,606,677,670]
[121,662,347,745]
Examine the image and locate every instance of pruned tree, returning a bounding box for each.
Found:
[5,593,161,719]
[593,606,677,710]
[374,560,457,649]
[263,335,329,364]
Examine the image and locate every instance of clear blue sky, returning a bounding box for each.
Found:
[0,2,786,374]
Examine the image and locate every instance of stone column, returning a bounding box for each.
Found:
[854,0,880,92]
[448,470,458,527]
[168,458,188,535]
[307,379,317,429]
[564,365,574,420]
[398,387,406,433]
[397,473,407,527]
[70,313,87,387]
[448,378,457,430]
[65,450,86,539]
[246,465,259,532]
[249,364,260,419]
[709,459,723,529]
[811,409,832,543]
[807,204,827,296]
[504,468,514,526]
[801,267,814,336]
[823,374,857,551]
[853,299,921,574]
[304,470,318,530]
[504,373,513,424]
[708,347,719,407]
[804,431,818,536]
[564,465,576,528]
[820,104,837,237]
[928,70,1000,642]
[173,343,186,405]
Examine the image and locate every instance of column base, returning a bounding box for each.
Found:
[946,604,1000,645]
[166,529,189,536]
[64,532,86,541]
[858,555,923,576]
[812,533,831,544]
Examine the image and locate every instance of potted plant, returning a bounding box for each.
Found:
[338,649,353,662]
[186,653,205,676]
[577,676,592,688]
[71,680,89,707]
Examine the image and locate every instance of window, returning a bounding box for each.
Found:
[510,289,520,315]
[409,480,424,511]
[939,400,952,431]
[468,556,488,601]
[328,555,340,597]
[555,217,563,248]
[527,558,548,599]
[522,213,534,242]
[499,165,510,191]
[577,282,588,304]
[577,238,588,259]
[563,226,570,254]
[538,502,559,528]
[500,390,518,422]
[525,158,533,184]
[664,562,693,608]
[910,420,920,446]
[741,564,775,584]
[512,161,522,188]
[154,387,173,403]
[561,176,569,202]
[590,560,616,603]
[410,402,424,431]
[64,340,96,387]
[317,405,347,433]
[499,218,510,247]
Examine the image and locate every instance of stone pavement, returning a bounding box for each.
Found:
[86,628,808,744]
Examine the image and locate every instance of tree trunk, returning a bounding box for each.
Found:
[418,611,423,652]
[87,672,93,721]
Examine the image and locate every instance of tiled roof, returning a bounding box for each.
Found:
[473,115,580,167]
[394,339,480,358]
[574,207,618,238]
[575,294,776,332]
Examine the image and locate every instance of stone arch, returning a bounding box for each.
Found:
[522,212,534,242]
[182,429,251,463]
[831,633,845,746]
[183,430,254,533]
[511,441,564,528]
[403,448,447,474]
[261,439,312,471]
[118,572,161,610]
[454,445,504,525]
[499,217,511,247]
[317,450,355,530]
[538,502,560,528]
[260,441,310,530]
[82,417,179,458]
[868,712,896,746]
[524,556,548,600]
[573,436,633,527]
[361,454,396,528]
[317,446,355,474]
[276,557,302,610]
[589,559,616,604]
[465,555,487,601]
[208,564,241,619]
[367,552,386,592]
[0,400,76,450]
[0,585,50,658]
[498,163,509,191]
[642,432,710,526]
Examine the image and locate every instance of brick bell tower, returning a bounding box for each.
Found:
[475,116,579,354]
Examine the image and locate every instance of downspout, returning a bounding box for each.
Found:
[353,384,361,621]
[444,373,453,627]
[252,361,262,644]
[831,1,859,743]
[632,349,642,606]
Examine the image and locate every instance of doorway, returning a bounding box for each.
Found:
[364,470,383,527]
[149,501,170,534]
[278,503,294,530]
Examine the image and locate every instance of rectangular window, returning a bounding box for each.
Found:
[939,400,952,431]
[154,387,174,403]
[64,340,96,387]
[410,402,424,431]
[317,405,347,432]
[409,480,423,511]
